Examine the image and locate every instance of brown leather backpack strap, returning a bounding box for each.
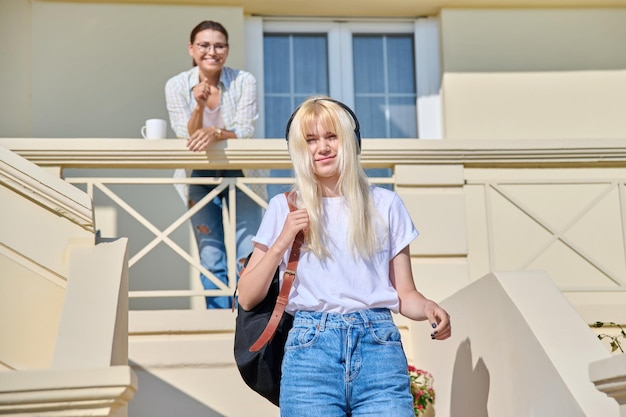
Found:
[249,192,303,352]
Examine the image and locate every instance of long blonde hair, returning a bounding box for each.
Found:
[286,96,384,260]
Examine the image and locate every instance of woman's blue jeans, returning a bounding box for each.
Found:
[280,309,414,417]
[189,169,262,309]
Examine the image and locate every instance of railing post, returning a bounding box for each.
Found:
[394,163,469,298]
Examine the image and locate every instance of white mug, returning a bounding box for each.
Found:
[141,118,167,139]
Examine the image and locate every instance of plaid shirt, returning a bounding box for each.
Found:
[165,66,262,202]
[165,66,258,139]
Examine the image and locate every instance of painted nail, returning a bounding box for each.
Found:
[431,323,437,328]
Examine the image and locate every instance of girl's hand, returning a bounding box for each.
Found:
[390,246,452,341]
[275,208,308,248]
[424,301,451,340]
[237,207,308,311]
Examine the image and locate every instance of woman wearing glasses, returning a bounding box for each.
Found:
[165,20,261,308]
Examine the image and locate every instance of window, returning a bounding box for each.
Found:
[352,34,417,139]
[264,33,329,139]
[244,18,442,195]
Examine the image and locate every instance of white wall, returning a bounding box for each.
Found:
[412,270,618,417]
[440,9,626,139]
[0,0,250,139]
[0,0,32,137]
[28,2,248,139]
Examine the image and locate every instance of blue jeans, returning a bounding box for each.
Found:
[280,309,413,417]
[189,169,262,309]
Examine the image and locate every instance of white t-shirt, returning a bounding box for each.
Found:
[252,187,419,314]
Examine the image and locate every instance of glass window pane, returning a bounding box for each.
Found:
[264,97,292,138]
[355,96,387,138]
[353,36,384,94]
[264,34,329,137]
[293,36,328,95]
[387,36,415,94]
[389,97,417,138]
[264,36,290,94]
[353,34,417,139]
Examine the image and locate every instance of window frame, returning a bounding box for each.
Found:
[245,17,442,139]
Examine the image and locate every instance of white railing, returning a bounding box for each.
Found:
[3,137,626,310]
[65,172,392,304]
[70,176,269,301]
[464,175,626,292]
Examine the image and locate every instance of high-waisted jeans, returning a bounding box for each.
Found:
[188,169,262,309]
[280,309,413,417]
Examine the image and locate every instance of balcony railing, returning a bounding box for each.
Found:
[61,173,390,305]
[3,137,626,312]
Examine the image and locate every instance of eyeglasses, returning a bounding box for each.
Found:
[195,42,229,53]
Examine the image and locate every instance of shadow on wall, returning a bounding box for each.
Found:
[129,362,225,417]
[450,338,490,417]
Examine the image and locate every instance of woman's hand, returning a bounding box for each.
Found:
[186,126,222,152]
[192,79,210,107]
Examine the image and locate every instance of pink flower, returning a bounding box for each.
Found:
[408,365,435,417]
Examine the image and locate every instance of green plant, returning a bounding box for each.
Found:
[408,365,435,416]
[591,321,625,353]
